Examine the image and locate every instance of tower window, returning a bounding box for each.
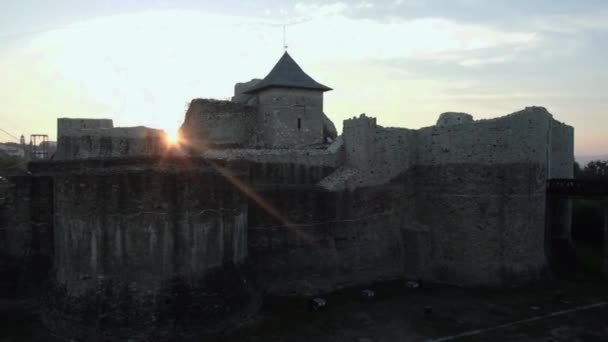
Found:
[297,118,301,130]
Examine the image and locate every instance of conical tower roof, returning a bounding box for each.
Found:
[244,52,332,94]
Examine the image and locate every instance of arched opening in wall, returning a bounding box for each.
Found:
[545,179,608,280]
[297,118,301,131]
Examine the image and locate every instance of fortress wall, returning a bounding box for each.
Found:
[340,107,572,286]
[180,99,256,150]
[410,163,548,286]
[201,147,340,168]
[57,118,113,136]
[256,88,324,148]
[407,108,563,286]
[53,164,249,295]
[342,107,556,186]
[415,107,552,166]
[548,120,575,178]
[343,114,377,170]
[0,176,53,295]
[248,184,407,295]
[232,79,260,105]
[46,159,255,339]
[341,114,416,187]
[56,119,168,160]
[248,162,336,186]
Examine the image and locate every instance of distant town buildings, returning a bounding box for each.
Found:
[0,138,57,160]
[0,142,25,158]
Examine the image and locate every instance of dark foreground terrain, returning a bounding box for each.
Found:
[2,278,607,342]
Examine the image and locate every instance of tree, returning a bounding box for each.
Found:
[580,160,608,180]
[0,152,26,177]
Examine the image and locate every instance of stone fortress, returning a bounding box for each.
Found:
[0,52,574,339]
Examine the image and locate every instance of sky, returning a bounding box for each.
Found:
[0,0,606,156]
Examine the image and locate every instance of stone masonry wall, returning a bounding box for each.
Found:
[0,175,53,295]
[57,118,114,135]
[341,107,564,187]
[43,158,255,340]
[56,119,168,160]
[415,107,551,166]
[180,99,256,150]
[549,119,574,178]
[201,147,341,168]
[255,88,324,148]
[248,184,406,295]
[408,162,548,286]
[339,106,574,286]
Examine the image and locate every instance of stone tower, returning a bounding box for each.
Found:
[244,52,332,148]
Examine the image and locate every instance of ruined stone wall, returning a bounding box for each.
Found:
[57,118,114,136]
[338,107,574,286]
[255,88,324,148]
[415,108,551,166]
[180,99,256,150]
[549,120,575,178]
[44,158,255,340]
[340,114,416,189]
[341,107,562,187]
[232,79,261,105]
[56,119,167,160]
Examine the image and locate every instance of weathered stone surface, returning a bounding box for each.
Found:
[408,163,548,286]
[436,112,474,127]
[0,175,53,296]
[254,88,326,148]
[57,118,113,136]
[180,99,257,150]
[55,118,167,160]
[322,112,338,141]
[39,157,257,340]
[201,148,340,167]
[248,184,406,295]
[232,78,261,105]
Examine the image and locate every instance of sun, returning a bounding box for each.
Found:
[165,131,180,145]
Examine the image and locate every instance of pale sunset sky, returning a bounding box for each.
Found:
[0,0,606,157]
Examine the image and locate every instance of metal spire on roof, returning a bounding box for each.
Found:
[283,24,288,51]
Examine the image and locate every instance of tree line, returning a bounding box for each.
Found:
[574,160,608,180]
